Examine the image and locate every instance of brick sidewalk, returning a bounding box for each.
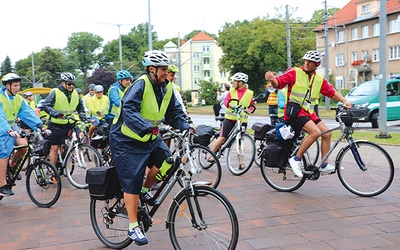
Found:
[1,145,400,249]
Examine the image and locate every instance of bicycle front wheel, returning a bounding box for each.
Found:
[65,144,102,189]
[226,133,255,175]
[26,160,62,208]
[190,144,222,188]
[337,141,394,197]
[90,198,132,249]
[168,186,239,250]
[260,157,306,192]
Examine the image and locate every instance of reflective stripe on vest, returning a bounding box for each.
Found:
[289,67,323,113]
[50,89,79,124]
[120,76,173,142]
[266,83,278,106]
[224,88,253,122]
[0,93,23,126]
[108,85,124,116]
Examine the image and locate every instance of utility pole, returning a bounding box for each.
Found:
[148,0,153,50]
[286,5,292,69]
[324,0,330,110]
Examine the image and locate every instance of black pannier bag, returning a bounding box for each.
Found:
[32,140,51,156]
[193,124,215,146]
[263,141,291,167]
[251,122,272,140]
[85,166,123,200]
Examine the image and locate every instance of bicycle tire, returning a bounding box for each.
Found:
[226,133,255,176]
[26,160,62,208]
[190,144,222,188]
[65,144,102,189]
[90,198,132,249]
[168,186,239,250]
[337,141,394,197]
[260,156,306,192]
[253,139,264,167]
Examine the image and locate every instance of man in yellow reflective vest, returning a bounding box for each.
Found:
[209,72,254,170]
[265,50,352,178]
[42,72,87,167]
[87,85,109,138]
[110,50,192,245]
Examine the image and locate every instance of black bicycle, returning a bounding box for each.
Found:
[88,130,239,249]
[0,130,62,207]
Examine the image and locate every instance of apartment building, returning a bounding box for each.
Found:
[314,0,400,91]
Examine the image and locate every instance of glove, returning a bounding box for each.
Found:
[149,126,160,135]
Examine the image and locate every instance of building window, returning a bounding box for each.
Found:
[372,23,379,36]
[361,25,369,38]
[389,19,400,33]
[194,78,200,85]
[220,72,227,78]
[336,54,345,66]
[389,46,400,59]
[193,65,200,72]
[202,46,210,52]
[337,31,344,43]
[372,49,379,62]
[204,71,210,77]
[351,52,358,62]
[351,28,358,40]
[203,58,210,64]
[193,52,200,59]
[362,4,370,14]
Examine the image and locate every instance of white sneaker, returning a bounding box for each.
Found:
[289,156,303,178]
[320,163,336,174]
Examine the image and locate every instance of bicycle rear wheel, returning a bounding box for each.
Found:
[253,139,264,167]
[337,141,394,197]
[190,145,222,188]
[26,160,62,208]
[260,157,306,192]
[90,198,132,249]
[226,133,255,175]
[65,144,102,189]
[168,186,239,250]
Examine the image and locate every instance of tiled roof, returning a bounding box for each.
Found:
[191,31,215,41]
[315,0,400,31]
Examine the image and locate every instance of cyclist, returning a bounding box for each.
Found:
[83,83,96,110]
[109,50,192,245]
[166,64,187,114]
[42,72,87,167]
[105,70,132,126]
[87,85,109,138]
[0,73,44,196]
[209,72,254,169]
[19,91,37,130]
[265,73,279,126]
[265,50,352,178]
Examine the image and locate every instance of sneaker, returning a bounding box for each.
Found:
[128,226,148,245]
[320,163,336,174]
[141,191,155,205]
[288,156,303,178]
[0,185,14,196]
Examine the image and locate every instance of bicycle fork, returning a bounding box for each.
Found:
[349,140,367,171]
[183,186,207,230]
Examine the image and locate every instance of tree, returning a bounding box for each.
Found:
[65,32,103,85]
[309,8,340,25]
[1,56,13,77]
[197,78,220,105]
[86,68,116,93]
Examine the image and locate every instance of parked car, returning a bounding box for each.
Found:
[253,93,267,104]
[337,78,400,128]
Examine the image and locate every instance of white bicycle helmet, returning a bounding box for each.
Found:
[94,85,104,92]
[60,72,76,82]
[231,72,248,83]
[302,50,322,63]
[142,50,172,67]
[2,73,22,83]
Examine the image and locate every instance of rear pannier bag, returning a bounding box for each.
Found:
[85,166,123,200]
[252,122,272,140]
[262,141,291,168]
[193,124,215,146]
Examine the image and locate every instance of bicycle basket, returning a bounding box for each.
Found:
[252,122,272,140]
[32,139,51,156]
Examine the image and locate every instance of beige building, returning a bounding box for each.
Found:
[314,0,400,91]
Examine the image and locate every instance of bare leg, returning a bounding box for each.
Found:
[49,145,60,166]
[0,158,9,187]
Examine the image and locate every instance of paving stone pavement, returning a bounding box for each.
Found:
[1,144,400,250]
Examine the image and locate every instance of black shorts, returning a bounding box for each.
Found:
[47,122,74,145]
[289,116,321,132]
[220,119,247,138]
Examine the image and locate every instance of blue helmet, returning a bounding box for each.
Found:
[116,70,133,80]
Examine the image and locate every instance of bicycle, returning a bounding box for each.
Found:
[0,130,62,208]
[260,107,395,197]
[55,116,102,189]
[252,122,320,167]
[90,118,113,167]
[209,100,256,176]
[88,130,239,249]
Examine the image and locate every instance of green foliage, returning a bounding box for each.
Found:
[1,56,13,77]
[198,78,220,105]
[183,90,191,104]
[87,68,116,93]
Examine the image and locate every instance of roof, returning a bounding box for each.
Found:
[191,31,215,41]
[315,0,400,31]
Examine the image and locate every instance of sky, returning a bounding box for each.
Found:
[1,0,350,64]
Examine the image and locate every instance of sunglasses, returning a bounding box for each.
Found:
[66,82,75,86]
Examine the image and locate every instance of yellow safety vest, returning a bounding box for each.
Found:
[108,85,124,117]
[266,82,278,106]
[0,93,23,126]
[224,88,253,122]
[120,75,173,142]
[50,89,80,124]
[289,67,323,114]
[90,95,109,119]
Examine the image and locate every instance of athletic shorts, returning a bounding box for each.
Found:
[47,122,74,145]
[220,119,247,138]
[0,133,16,158]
